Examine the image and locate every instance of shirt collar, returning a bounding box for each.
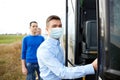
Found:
[47,37,60,46]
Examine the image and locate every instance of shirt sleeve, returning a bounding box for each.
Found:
[21,37,27,60]
[37,49,95,79]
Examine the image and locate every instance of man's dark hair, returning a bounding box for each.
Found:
[46,15,61,26]
[30,21,38,26]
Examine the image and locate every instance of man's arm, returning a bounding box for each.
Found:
[21,37,27,75]
[37,49,95,79]
[21,60,27,75]
[92,58,97,70]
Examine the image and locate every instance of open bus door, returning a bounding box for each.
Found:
[65,0,97,80]
[98,0,120,80]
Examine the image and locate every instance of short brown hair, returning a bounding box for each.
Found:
[46,15,61,26]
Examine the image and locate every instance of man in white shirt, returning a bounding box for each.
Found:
[37,15,97,80]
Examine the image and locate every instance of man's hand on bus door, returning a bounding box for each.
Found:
[92,58,97,70]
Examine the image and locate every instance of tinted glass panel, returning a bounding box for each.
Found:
[109,0,120,71]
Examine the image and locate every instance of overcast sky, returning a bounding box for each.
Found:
[0,0,65,34]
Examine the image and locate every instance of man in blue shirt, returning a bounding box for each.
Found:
[21,21,44,80]
[37,15,97,80]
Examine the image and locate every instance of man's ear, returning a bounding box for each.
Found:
[46,27,48,31]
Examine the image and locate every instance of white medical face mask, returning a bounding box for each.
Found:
[50,28,63,39]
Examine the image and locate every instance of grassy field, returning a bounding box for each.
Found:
[0,34,24,44]
[0,34,26,80]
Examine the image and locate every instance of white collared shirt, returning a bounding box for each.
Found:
[37,37,95,80]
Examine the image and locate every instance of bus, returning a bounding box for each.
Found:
[63,0,120,80]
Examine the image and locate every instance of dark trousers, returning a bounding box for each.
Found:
[26,63,42,80]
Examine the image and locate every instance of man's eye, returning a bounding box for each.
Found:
[52,25,57,28]
[33,26,38,27]
[59,25,62,27]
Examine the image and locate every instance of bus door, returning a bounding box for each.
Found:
[80,0,97,80]
[98,0,120,80]
[65,0,98,80]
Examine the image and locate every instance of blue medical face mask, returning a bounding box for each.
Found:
[50,28,63,39]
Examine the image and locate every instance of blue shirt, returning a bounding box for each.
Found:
[21,35,44,63]
[37,37,95,80]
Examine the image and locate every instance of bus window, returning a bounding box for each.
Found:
[109,0,120,71]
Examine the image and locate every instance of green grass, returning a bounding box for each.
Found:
[0,34,24,44]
